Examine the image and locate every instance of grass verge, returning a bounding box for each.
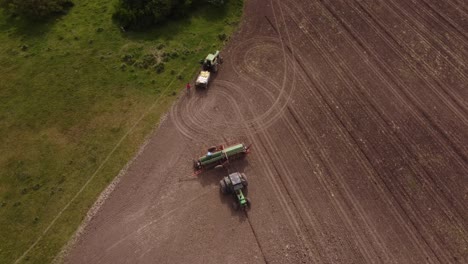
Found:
[0,0,243,262]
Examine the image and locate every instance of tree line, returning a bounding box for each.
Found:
[0,0,73,18]
[0,0,225,29]
[114,0,225,29]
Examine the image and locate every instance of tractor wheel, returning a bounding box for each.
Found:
[232,201,239,211]
[219,180,227,194]
[241,173,248,187]
[246,198,252,208]
[222,178,232,194]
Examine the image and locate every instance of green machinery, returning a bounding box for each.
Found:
[195,51,223,88]
[193,143,251,174]
[220,172,251,210]
[201,50,222,73]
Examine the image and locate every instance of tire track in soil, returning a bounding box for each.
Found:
[244,8,388,262]
[217,83,320,263]
[240,39,382,264]
[291,0,468,229]
[223,42,337,261]
[318,0,468,164]
[227,24,368,264]
[352,0,468,118]
[379,0,467,71]
[102,187,216,264]
[249,4,464,260]
[244,212,268,264]
[261,12,441,261]
[354,0,468,111]
[394,0,468,57]
[423,0,468,27]
[418,0,468,41]
[310,0,466,250]
[445,0,468,15]
[219,74,370,262]
[286,0,468,260]
[274,6,436,262]
[232,2,319,259]
[171,38,294,142]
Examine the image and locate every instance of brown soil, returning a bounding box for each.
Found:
[65,0,468,263]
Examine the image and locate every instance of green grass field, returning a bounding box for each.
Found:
[0,0,243,262]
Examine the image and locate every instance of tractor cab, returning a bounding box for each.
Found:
[201,51,221,72]
[229,173,243,189]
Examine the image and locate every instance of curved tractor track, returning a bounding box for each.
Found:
[66,0,468,263]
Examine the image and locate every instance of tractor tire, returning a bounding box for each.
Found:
[241,174,248,187]
[232,201,239,211]
[220,180,227,194]
[246,198,252,208]
[224,178,232,194]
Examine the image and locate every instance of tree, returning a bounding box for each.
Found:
[0,0,73,18]
[114,0,175,29]
[114,0,225,29]
[205,0,224,6]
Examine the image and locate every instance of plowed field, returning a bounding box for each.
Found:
[66,0,468,263]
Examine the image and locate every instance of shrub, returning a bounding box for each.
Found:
[113,0,175,29]
[121,54,135,64]
[218,33,227,41]
[154,62,165,73]
[141,54,157,68]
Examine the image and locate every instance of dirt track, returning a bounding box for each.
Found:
[66,0,468,263]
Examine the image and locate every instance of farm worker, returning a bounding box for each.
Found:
[207,151,212,157]
[186,82,191,91]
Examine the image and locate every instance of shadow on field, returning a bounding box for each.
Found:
[0,9,71,40]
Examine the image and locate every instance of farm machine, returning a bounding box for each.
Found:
[195,50,223,89]
[193,143,251,174]
[220,172,251,211]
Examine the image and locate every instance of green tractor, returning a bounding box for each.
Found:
[193,143,251,174]
[220,172,251,211]
[201,50,222,73]
[195,51,223,88]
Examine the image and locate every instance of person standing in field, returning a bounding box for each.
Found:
[186,82,191,94]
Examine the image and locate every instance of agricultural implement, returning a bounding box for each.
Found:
[195,50,223,88]
[193,143,251,175]
[195,71,210,89]
[220,172,251,211]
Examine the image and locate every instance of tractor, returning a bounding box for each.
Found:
[193,143,251,175]
[220,172,251,211]
[195,51,223,89]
